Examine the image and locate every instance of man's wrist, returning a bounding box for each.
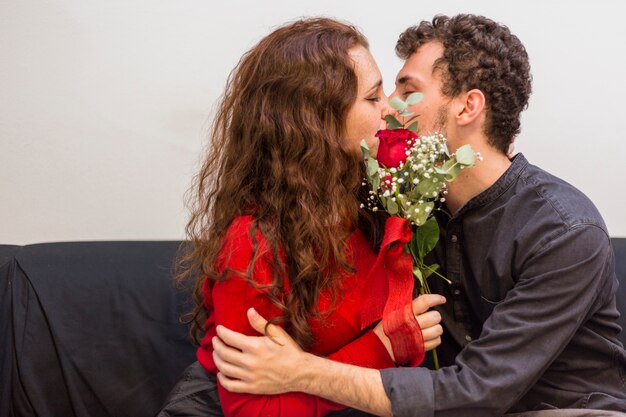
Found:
[288,351,393,417]
[290,351,323,393]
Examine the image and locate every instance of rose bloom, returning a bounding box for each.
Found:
[375,129,418,168]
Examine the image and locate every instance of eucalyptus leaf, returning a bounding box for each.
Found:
[414,202,434,225]
[438,158,457,173]
[360,139,370,159]
[386,198,399,215]
[371,174,380,191]
[389,97,408,112]
[417,177,443,196]
[442,164,460,181]
[407,121,418,133]
[405,92,424,106]
[455,144,475,166]
[367,156,379,177]
[398,110,414,117]
[396,193,408,210]
[384,114,403,129]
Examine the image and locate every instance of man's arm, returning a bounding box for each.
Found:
[213,308,393,416]
[212,295,445,416]
[381,225,617,417]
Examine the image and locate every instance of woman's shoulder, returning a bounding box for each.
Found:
[217,215,274,272]
[220,215,261,253]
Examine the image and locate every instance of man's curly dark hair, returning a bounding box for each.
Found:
[396,14,532,154]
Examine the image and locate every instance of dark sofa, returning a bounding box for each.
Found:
[1,239,625,417]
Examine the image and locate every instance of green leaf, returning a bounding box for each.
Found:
[422,263,440,280]
[384,114,403,129]
[414,217,440,259]
[389,97,408,112]
[413,266,424,288]
[398,110,414,117]
[367,156,379,177]
[386,198,399,215]
[407,121,418,133]
[405,92,424,106]
[455,144,475,166]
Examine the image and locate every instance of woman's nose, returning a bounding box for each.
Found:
[381,97,395,119]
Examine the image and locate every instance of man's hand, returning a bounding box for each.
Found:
[213,308,394,416]
[213,307,305,395]
[372,294,445,361]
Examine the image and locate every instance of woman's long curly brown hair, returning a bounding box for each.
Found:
[178,18,385,349]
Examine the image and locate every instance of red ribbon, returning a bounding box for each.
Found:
[360,216,425,367]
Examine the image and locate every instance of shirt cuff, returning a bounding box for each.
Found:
[380,367,434,417]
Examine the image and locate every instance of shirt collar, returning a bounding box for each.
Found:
[455,153,529,217]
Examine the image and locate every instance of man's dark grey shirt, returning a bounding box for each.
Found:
[381,154,626,417]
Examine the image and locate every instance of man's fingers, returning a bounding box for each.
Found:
[215,324,261,352]
[416,310,442,329]
[412,294,446,315]
[212,346,248,380]
[424,337,442,351]
[247,307,290,344]
[246,308,268,334]
[217,371,257,394]
[212,335,247,367]
[421,324,443,341]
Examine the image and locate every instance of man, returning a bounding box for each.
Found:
[212,14,626,416]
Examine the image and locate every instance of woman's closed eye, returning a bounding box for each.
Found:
[366,97,382,103]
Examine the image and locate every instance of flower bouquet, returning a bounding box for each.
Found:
[360,92,480,367]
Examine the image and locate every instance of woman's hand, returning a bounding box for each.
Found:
[373,294,445,361]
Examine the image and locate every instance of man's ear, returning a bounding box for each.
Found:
[455,89,485,126]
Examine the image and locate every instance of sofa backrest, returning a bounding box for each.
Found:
[1,239,625,417]
[0,242,196,417]
[613,238,626,343]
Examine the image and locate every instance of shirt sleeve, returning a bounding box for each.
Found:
[204,218,394,417]
[381,224,615,417]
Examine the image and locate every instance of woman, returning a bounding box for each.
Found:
[161,18,444,417]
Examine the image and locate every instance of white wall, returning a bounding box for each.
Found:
[1,0,625,244]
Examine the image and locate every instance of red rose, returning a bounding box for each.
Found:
[375,129,418,168]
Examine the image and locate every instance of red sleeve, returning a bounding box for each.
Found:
[327,328,395,369]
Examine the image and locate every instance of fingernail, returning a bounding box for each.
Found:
[249,307,259,318]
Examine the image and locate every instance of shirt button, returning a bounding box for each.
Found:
[453,289,462,296]
[465,335,473,342]
[450,235,458,243]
